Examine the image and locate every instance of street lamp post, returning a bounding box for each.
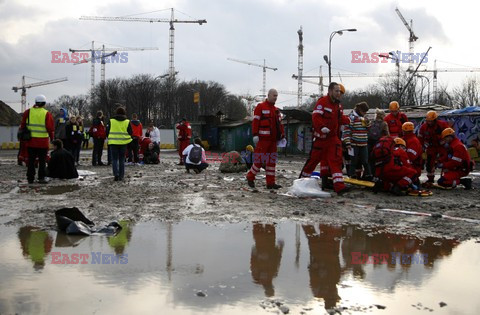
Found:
[379,51,401,98]
[325,28,357,84]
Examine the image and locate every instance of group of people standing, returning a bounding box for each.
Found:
[247,83,473,195]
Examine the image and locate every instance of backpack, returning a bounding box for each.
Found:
[371,136,395,167]
[368,120,384,142]
[188,144,203,164]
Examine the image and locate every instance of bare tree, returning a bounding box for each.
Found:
[452,76,480,108]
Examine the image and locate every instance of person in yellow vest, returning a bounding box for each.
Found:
[106,106,133,181]
[19,95,54,184]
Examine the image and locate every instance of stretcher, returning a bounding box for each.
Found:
[342,177,375,188]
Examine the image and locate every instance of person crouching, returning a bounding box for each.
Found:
[47,139,78,179]
[437,128,473,189]
[182,138,209,174]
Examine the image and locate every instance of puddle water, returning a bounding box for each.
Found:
[0,221,479,314]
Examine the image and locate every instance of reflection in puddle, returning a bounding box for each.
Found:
[0,221,478,314]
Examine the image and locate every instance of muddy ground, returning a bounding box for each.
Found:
[0,149,479,240]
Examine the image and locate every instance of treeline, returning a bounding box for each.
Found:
[49,74,248,127]
[301,71,480,111]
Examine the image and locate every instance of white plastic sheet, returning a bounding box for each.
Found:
[287,178,331,198]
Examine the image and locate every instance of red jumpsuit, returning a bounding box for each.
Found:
[438,137,472,187]
[246,100,285,186]
[377,147,418,190]
[384,112,408,137]
[418,120,449,182]
[403,133,423,178]
[299,95,350,192]
[176,122,192,163]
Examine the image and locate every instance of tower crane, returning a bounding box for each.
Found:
[227,58,278,97]
[80,8,207,77]
[395,7,418,72]
[70,41,159,91]
[297,26,304,107]
[12,76,68,112]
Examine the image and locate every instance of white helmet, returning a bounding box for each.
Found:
[35,94,47,103]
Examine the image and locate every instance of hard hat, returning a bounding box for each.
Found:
[441,127,455,139]
[246,145,254,152]
[426,110,438,121]
[338,84,345,94]
[35,95,47,103]
[394,137,406,147]
[389,101,399,111]
[402,122,414,132]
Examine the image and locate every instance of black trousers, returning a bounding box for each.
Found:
[92,138,105,165]
[127,138,140,163]
[27,147,47,181]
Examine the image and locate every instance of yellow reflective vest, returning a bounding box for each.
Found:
[28,107,48,138]
[108,119,132,145]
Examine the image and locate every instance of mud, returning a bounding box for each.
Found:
[0,150,479,240]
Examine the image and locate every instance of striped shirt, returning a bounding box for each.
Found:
[343,111,371,146]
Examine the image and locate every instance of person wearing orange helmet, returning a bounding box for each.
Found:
[437,128,473,189]
[402,122,423,181]
[417,110,450,186]
[377,137,419,195]
[384,101,408,137]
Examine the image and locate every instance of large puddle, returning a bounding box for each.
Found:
[0,221,479,314]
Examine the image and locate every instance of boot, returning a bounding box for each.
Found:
[372,178,383,193]
[391,185,406,196]
[460,178,472,190]
[267,183,282,189]
[321,176,333,191]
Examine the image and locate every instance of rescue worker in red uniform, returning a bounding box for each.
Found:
[377,138,418,195]
[176,118,192,165]
[417,111,449,186]
[19,95,55,184]
[401,122,423,182]
[246,88,285,189]
[384,101,408,137]
[437,128,473,189]
[299,82,350,194]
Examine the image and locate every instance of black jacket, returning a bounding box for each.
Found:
[47,148,79,179]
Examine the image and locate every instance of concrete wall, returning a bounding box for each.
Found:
[0,126,17,143]
[0,126,176,147]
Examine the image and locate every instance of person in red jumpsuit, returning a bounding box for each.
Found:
[377,138,418,195]
[176,118,192,165]
[417,110,449,186]
[246,88,285,189]
[299,82,350,195]
[437,128,473,189]
[384,101,408,137]
[401,122,423,183]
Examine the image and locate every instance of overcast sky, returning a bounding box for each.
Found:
[1,0,478,112]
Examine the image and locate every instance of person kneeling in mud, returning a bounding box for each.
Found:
[47,139,78,179]
[182,138,209,174]
[376,138,419,195]
[143,142,160,164]
[437,128,473,189]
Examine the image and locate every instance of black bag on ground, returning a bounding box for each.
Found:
[188,144,202,164]
[55,207,122,236]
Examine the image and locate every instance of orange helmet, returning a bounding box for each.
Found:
[338,83,345,94]
[426,110,438,121]
[441,128,455,139]
[394,137,406,147]
[402,122,414,132]
[389,101,399,111]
